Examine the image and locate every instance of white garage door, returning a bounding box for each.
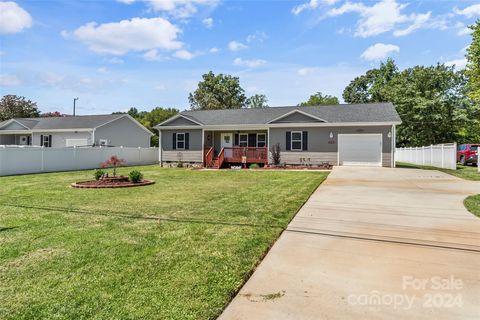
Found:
[338,134,382,166]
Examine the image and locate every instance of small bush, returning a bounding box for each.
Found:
[176,161,184,168]
[129,170,144,183]
[249,163,259,169]
[94,169,105,180]
[270,143,281,165]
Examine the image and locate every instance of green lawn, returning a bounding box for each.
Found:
[396,162,480,181]
[464,194,480,218]
[0,166,328,320]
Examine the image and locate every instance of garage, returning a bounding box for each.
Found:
[338,134,382,166]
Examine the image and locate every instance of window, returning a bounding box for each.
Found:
[291,131,302,151]
[41,135,50,147]
[176,133,185,150]
[471,146,478,151]
[257,133,266,147]
[99,139,108,146]
[239,134,248,147]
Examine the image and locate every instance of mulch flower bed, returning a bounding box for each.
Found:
[71,176,155,188]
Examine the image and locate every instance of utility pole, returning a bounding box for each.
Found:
[73,97,79,116]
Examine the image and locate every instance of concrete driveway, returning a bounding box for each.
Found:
[219,167,480,320]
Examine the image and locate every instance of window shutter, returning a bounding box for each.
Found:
[234,133,239,146]
[286,131,291,151]
[185,132,190,150]
[40,135,44,147]
[302,131,308,151]
[172,133,177,150]
[48,135,52,147]
[248,133,256,148]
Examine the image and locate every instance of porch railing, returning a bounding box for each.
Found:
[204,146,213,167]
[223,147,268,164]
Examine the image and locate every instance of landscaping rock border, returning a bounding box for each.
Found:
[71,180,155,188]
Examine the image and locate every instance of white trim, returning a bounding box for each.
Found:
[156,114,202,127]
[0,130,34,134]
[337,133,383,167]
[201,128,204,164]
[256,133,267,148]
[267,109,327,124]
[267,127,270,163]
[393,125,396,168]
[291,131,303,151]
[95,114,153,136]
[159,130,162,166]
[156,122,401,131]
[0,119,31,130]
[175,132,186,150]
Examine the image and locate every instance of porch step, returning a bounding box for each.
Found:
[208,159,220,169]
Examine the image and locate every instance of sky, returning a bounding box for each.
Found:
[0,0,478,115]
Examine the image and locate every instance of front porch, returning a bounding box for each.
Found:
[203,130,268,168]
[0,133,32,146]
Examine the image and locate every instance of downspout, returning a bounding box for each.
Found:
[92,128,96,146]
[159,130,162,166]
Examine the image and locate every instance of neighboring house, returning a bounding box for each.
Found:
[0,114,153,148]
[154,103,402,168]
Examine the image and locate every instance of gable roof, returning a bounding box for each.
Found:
[0,114,140,131]
[155,103,401,127]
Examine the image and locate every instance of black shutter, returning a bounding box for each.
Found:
[48,135,52,147]
[248,133,256,147]
[172,133,177,150]
[302,131,308,151]
[185,133,190,150]
[286,131,291,151]
[234,133,239,146]
[27,136,31,145]
[40,135,44,147]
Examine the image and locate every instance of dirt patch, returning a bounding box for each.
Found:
[241,290,286,302]
[71,179,155,188]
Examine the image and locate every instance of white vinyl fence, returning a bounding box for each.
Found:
[0,146,159,176]
[395,143,457,170]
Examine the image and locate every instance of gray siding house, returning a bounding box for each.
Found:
[155,103,401,168]
[0,114,152,148]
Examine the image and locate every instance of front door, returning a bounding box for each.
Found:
[220,133,232,149]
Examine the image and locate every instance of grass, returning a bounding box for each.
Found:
[396,162,480,181]
[464,195,480,218]
[0,165,328,320]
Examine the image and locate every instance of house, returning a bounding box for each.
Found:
[154,103,402,168]
[0,114,153,148]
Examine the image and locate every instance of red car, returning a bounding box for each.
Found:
[457,144,479,165]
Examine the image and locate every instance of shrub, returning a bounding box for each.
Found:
[94,169,105,180]
[249,163,259,169]
[176,161,184,168]
[270,143,281,165]
[101,155,126,177]
[129,170,143,183]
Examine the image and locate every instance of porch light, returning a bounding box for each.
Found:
[329,132,333,139]
[388,131,392,138]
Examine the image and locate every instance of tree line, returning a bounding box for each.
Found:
[2,21,479,147]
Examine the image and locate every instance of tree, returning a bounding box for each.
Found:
[343,59,398,103]
[188,71,246,110]
[383,64,467,146]
[465,20,480,102]
[139,107,179,132]
[298,92,339,106]
[246,94,269,108]
[41,111,64,117]
[0,95,40,121]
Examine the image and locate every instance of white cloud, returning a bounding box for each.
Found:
[455,22,471,36]
[41,72,65,86]
[233,57,266,68]
[297,67,320,76]
[454,4,480,18]
[71,17,182,55]
[0,1,32,34]
[174,49,195,60]
[209,47,220,53]
[328,0,431,38]
[0,74,20,86]
[143,49,163,61]
[202,17,213,28]
[445,58,467,70]
[97,67,109,73]
[119,0,219,19]
[361,43,400,61]
[393,12,430,37]
[154,84,166,90]
[292,0,338,15]
[105,57,124,64]
[246,31,267,43]
[228,40,248,51]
